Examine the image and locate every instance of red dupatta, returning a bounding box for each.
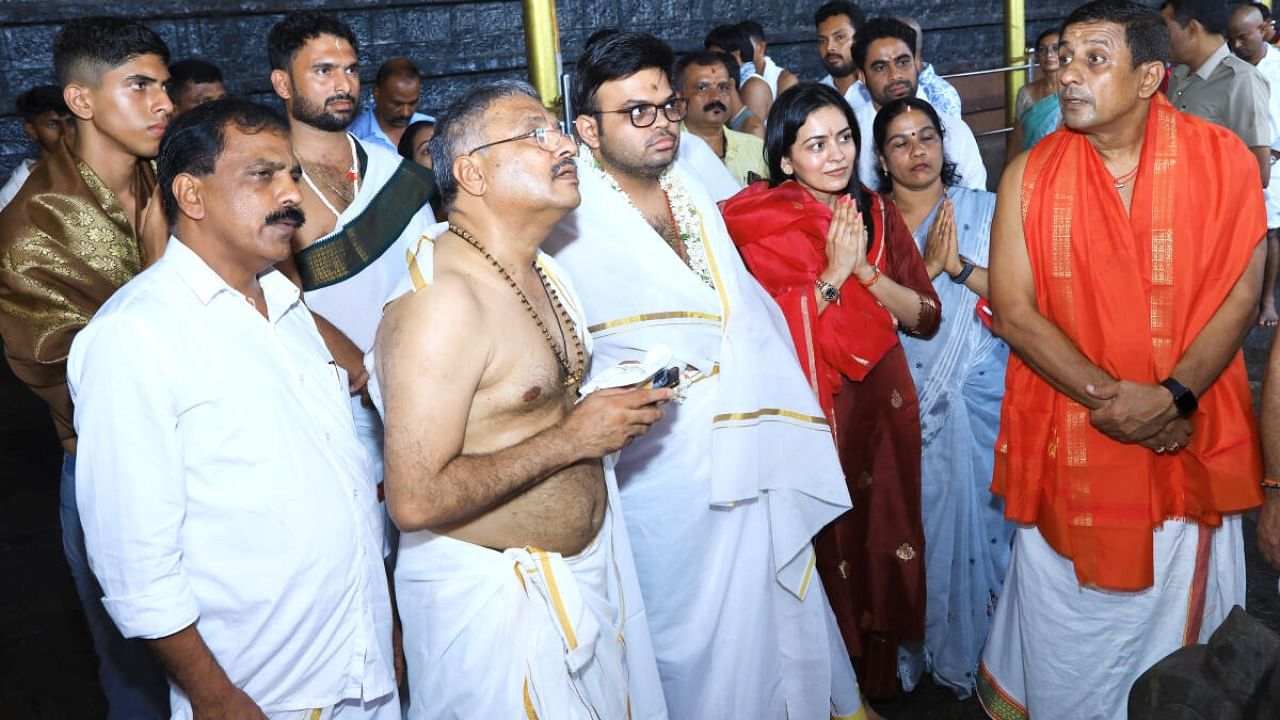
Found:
[721,180,899,420]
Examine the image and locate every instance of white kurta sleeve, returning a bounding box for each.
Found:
[943,113,989,191]
[69,312,199,640]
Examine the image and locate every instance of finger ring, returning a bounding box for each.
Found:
[1156,446,1167,453]
[1169,442,1180,451]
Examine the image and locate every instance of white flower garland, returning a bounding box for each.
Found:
[586,149,716,289]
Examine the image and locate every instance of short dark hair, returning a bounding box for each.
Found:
[814,1,867,30]
[853,17,918,70]
[1062,0,1170,67]
[872,97,959,191]
[397,118,435,161]
[572,32,674,117]
[738,20,765,44]
[675,51,730,86]
[1163,0,1230,35]
[168,58,223,94]
[156,98,290,226]
[430,80,539,212]
[764,83,874,236]
[704,24,754,63]
[53,17,170,86]
[376,58,422,87]
[1254,2,1272,22]
[583,28,621,53]
[267,10,359,72]
[16,85,70,122]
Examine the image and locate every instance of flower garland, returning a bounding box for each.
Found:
[585,148,716,289]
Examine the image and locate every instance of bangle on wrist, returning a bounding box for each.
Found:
[1263,477,1280,490]
[857,266,882,289]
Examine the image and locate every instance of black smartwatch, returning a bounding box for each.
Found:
[1160,377,1198,418]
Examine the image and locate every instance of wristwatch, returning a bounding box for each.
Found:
[1160,377,1198,418]
[815,278,840,303]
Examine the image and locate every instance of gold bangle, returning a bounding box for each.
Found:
[857,266,882,289]
[1263,477,1280,490]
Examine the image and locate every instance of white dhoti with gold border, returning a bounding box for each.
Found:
[977,518,1245,720]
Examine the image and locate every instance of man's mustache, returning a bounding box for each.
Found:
[703,101,727,114]
[550,157,577,179]
[325,93,356,108]
[266,205,306,228]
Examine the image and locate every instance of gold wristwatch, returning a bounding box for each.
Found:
[815,278,840,302]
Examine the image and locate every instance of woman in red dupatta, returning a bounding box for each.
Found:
[721,83,939,700]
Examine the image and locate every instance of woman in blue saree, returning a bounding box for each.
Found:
[1007,29,1062,158]
[873,97,1016,699]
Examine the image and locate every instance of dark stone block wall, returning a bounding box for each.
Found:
[0,0,1083,180]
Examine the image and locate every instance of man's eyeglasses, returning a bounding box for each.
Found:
[594,98,689,128]
[466,125,570,155]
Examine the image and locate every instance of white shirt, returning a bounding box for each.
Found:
[675,131,742,202]
[1256,45,1280,226]
[821,74,872,112]
[0,158,35,214]
[853,96,988,192]
[69,238,395,715]
[759,56,785,99]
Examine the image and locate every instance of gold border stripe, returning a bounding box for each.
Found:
[523,676,540,720]
[588,310,721,333]
[535,551,579,650]
[797,547,818,601]
[713,408,829,426]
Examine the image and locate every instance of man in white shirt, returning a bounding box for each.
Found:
[851,17,987,191]
[0,85,74,213]
[738,20,799,98]
[69,98,398,719]
[1229,2,1280,325]
[816,1,868,109]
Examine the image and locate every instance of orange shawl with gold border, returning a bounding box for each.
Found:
[993,94,1264,591]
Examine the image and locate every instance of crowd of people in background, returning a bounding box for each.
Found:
[2,1,1280,720]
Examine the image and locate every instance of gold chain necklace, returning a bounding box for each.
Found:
[449,223,585,387]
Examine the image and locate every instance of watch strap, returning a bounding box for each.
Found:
[950,260,975,284]
[1160,377,1198,417]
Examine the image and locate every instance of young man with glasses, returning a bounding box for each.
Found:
[372,79,672,719]
[547,31,866,720]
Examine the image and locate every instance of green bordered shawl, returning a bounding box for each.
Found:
[295,140,437,291]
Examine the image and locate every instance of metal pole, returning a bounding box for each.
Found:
[522,0,563,112]
[1004,0,1026,126]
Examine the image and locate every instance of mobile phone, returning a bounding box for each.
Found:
[649,366,681,389]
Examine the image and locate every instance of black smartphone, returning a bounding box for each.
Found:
[649,366,681,389]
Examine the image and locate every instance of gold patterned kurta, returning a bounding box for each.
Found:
[0,139,164,446]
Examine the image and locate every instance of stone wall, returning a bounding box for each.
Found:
[0,0,1083,179]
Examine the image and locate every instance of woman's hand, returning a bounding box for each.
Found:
[823,194,868,286]
[922,197,960,280]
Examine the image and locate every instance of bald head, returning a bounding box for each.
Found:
[373,58,423,131]
[375,58,421,88]
[1228,4,1268,65]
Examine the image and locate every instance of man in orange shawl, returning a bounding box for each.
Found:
[977,3,1266,719]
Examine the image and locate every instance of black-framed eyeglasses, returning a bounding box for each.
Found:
[466,125,570,155]
[594,98,689,128]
